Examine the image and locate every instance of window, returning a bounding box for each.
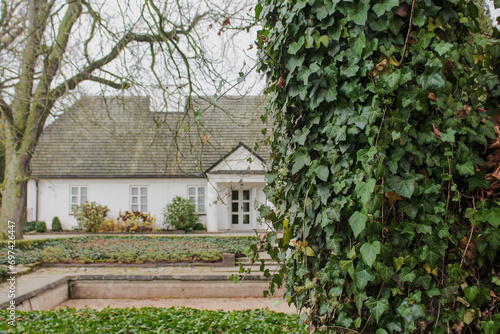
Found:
[131,186,148,212]
[188,186,206,213]
[70,186,88,213]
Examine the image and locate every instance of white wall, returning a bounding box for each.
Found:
[27,178,208,230]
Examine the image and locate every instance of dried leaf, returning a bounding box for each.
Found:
[371,59,388,77]
[222,17,231,26]
[428,92,437,101]
[395,3,410,17]
[432,123,442,140]
[385,191,403,205]
[202,134,209,144]
[276,76,286,88]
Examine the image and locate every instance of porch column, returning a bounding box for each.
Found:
[206,181,219,232]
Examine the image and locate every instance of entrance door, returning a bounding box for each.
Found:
[231,189,251,227]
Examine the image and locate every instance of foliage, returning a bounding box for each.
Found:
[98,212,156,233]
[193,222,206,231]
[73,202,109,232]
[35,221,46,233]
[0,307,306,333]
[163,196,200,231]
[51,217,62,232]
[23,221,36,233]
[255,0,500,332]
[0,236,257,265]
[0,265,8,282]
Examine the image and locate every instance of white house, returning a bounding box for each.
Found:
[27,95,270,232]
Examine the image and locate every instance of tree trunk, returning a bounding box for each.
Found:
[0,140,28,240]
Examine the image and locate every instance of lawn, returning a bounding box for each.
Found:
[0,236,257,265]
[0,307,307,333]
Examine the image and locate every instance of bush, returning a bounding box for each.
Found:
[73,201,109,232]
[35,221,46,233]
[118,211,156,233]
[193,222,205,231]
[51,217,62,232]
[162,196,199,231]
[23,221,37,233]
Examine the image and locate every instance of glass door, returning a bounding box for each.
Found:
[231,189,251,227]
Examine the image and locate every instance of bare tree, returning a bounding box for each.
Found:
[0,0,257,239]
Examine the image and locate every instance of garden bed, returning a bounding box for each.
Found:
[0,236,257,266]
[0,307,307,333]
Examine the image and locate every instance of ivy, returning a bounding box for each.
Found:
[254,0,500,332]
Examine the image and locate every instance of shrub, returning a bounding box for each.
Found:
[118,211,156,233]
[35,221,46,233]
[162,196,199,231]
[23,221,37,233]
[193,222,205,231]
[51,217,62,232]
[73,201,109,232]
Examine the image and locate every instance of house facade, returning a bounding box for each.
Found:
[27,95,269,232]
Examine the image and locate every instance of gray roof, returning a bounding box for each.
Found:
[31,95,269,178]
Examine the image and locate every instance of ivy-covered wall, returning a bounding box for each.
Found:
[256,0,500,332]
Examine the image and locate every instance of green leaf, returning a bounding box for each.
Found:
[426,287,441,297]
[347,2,370,25]
[387,175,416,198]
[486,208,500,228]
[463,286,479,302]
[467,171,490,190]
[355,178,376,204]
[230,274,239,284]
[297,63,320,85]
[372,0,399,17]
[292,149,311,174]
[349,34,366,58]
[360,241,381,268]
[420,67,445,90]
[315,164,330,182]
[349,211,368,238]
[288,37,304,55]
[434,42,454,56]
[441,129,456,143]
[394,257,404,272]
[456,160,475,176]
[355,269,376,289]
[399,267,416,283]
[366,298,390,323]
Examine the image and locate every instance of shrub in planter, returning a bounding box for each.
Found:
[35,221,46,233]
[23,221,37,233]
[162,196,199,231]
[73,201,109,232]
[51,217,62,232]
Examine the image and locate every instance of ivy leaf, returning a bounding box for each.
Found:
[366,298,390,323]
[486,208,500,228]
[360,241,381,268]
[463,309,477,325]
[456,160,475,176]
[387,175,416,198]
[288,37,304,55]
[463,286,479,303]
[434,42,454,56]
[355,178,376,204]
[349,34,366,58]
[297,63,320,85]
[349,210,368,238]
[347,2,370,25]
[355,269,376,289]
[400,267,416,283]
[372,0,399,17]
[419,67,445,90]
[467,171,490,190]
[292,149,311,174]
[315,164,330,182]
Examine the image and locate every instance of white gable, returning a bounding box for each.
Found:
[210,146,265,172]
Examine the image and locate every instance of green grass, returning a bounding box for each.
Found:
[0,236,257,265]
[0,307,307,333]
